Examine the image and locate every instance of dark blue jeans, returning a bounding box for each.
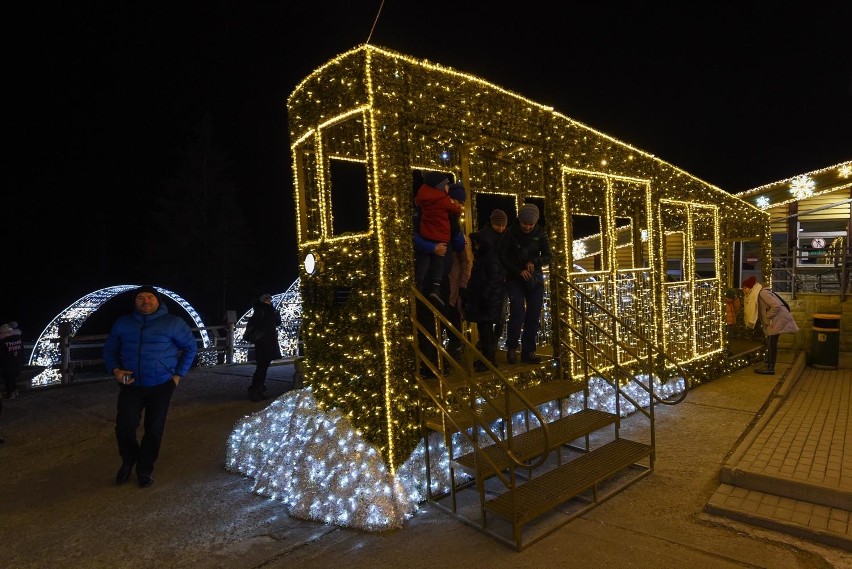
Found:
[115,379,176,475]
[505,278,544,355]
[415,250,444,291]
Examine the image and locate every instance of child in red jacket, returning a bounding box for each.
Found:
[414,171,462,305]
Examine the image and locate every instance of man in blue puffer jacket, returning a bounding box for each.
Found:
[103,285,197,488]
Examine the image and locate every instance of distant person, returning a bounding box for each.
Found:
[724,288,741,354]
[103,285,198,488]
[414,170,462,306]
[742,276,799,374]
[246,293,281,401]
[445,182,473,359]
[498,203,551,364]
[0,321,23,399]
[465,209,508,371]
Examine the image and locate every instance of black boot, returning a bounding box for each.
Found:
[755,366,775,375]
[248,386,267,401]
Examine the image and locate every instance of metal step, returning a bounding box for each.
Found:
[484,438,652,525]
[453,408,617,477]
[425,380,583,433]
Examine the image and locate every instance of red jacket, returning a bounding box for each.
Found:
[414,183,461,242]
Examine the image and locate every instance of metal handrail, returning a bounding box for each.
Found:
[410,285,553,483]
[558,275,692,407]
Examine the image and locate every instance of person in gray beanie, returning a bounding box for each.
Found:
[518,203,540,226]
[497,203,550,364]
[465,209,509,370]
[103,285,198,488]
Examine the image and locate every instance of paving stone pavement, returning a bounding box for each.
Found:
[706,351,852,552]
[1,356,851,568]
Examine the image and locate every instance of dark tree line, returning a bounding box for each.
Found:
[138,113,259,325]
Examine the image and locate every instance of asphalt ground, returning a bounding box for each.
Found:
[1,357,850,568]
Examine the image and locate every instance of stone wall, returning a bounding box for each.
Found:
[778,292,848,354]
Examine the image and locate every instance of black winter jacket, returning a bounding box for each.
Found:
[497,222,551,282]
[464,225,506,323]
[249,299,282,362]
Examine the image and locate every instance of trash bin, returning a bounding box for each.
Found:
[811,313,841,369]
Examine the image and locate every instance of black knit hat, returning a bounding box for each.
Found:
[422,170,450,190]
[134,285,160,300]
[448,182,466,202]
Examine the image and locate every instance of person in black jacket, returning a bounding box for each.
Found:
[247,293,282,401]
[465,210,508,371]
[497,203,551,364]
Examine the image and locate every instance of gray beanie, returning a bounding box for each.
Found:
[490,209,508,225]
[518,203,540,225]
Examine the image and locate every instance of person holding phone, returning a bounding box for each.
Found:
[103,285,197,488]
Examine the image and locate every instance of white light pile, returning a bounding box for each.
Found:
[226,374,685,531]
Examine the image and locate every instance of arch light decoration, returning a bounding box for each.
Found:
[29,285,211,386]
[233,279,302,363]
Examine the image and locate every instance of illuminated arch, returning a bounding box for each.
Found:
[29,285,211,386]
[233,279,302,363]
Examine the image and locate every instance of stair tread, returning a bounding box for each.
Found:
[485,438,652,523]
[425,380,583,433]
[454,408,617,475]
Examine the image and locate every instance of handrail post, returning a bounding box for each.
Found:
[791,248,798,299]
[225,310,237,364]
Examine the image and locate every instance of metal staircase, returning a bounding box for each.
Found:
[411,282,691,550]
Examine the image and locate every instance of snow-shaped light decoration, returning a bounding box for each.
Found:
[640,229,648,242]
[227,388,417,531]
[226,377,685,532]
[755,196,770,209]
[789,175,815,200]
[573,240,587,259]
[839,164,852,179]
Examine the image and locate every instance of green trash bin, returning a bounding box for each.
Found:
[811,313,841,369]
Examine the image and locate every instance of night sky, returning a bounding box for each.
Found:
[6,1,851,339]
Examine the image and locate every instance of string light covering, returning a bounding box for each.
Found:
[226,378,686,531]
[736,160,851,209]
[285,44,769,475]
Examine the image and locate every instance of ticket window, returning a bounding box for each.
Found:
[796,220,846,267]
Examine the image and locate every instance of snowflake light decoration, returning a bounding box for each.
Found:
[789,175,815,200]
[755,196,770,209]
[840,164,851,179]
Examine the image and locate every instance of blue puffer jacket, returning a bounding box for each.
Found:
[103,303,198,387]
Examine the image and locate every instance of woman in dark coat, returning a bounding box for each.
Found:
[464,210,508,371]
[248,293,282,401]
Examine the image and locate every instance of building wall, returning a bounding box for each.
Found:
[778,293,850,354]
